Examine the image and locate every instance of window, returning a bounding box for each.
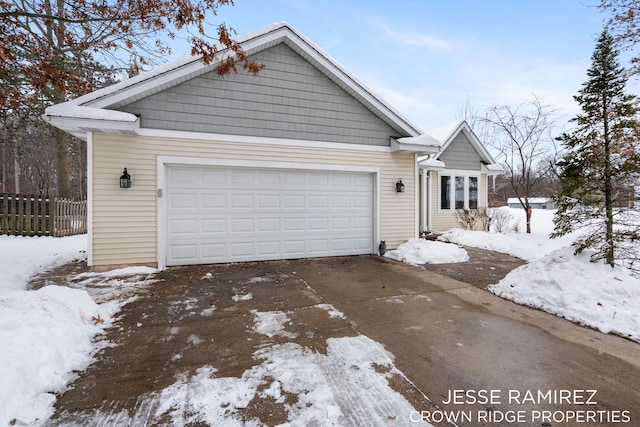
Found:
[469,177,478,209]
[455,177,465,209]
[440,174,480,210]
[440,176,450,210]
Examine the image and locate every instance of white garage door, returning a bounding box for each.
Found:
[165,165,374,266]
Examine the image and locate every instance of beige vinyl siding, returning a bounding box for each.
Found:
[91,133,416,267]
[429,171,489,232]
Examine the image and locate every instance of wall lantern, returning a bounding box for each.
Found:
[395,178,405,193]
[119,168,131,188]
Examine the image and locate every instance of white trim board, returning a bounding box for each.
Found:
[139,128,393,153]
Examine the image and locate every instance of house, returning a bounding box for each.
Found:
[414,120,503,232]
[43,23,501,269]
[507,197,555,210]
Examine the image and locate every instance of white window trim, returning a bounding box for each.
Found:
[437,170,481,213]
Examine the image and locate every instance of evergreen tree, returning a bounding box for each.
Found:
[552,29,640,268]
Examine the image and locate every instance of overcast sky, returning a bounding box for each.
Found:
[169,0,636,132]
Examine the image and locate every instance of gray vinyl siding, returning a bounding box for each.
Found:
[438,132,483,170]
[119,43,402,146]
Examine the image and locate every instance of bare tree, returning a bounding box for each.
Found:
[480,96,559,233]
[454,93,492,142]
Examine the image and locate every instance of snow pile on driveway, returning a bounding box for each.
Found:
[384,238,469,265]
[440,208,640,343]
[0,235,157,426]
[490,247,640,342]
[0,285,114,425]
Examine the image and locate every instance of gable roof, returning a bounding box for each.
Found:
[413,119,503,173]
[429,120,490,161]
[43,22,422,141]
[430,120,502,172]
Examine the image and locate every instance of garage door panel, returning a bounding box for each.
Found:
[331,174,350,187]
[284,240,305,255]
[354,195,371,208]
[353,216,372,230]
[230,194,254,209]
[169,244,197,262]
[169,193,197,209]
[230,218,254,233]
[332,217,350,230]
[308,173,329,186]
[169,219,197,235]
[257,194,280,209]
[284,217,304,231]
[166,165,374,266]
[202,219,226,233]
[168,168,198,187]
[308,217,329,231]
[202,169,227,185]
[353,174,372,187]
[231,170,254,184]
[308,239,328,252]
[282,194,303,208]
[354,237,373,250]
[258,241,281,256]
[285,172,306,186]
[201,193,226,208]
[202,243,225,259]
[332,239,351,251]
[258,218,280,232]
[308,195,329,208]
[331,195,350,209]
[257,171,281,186]
[231,242,254,257]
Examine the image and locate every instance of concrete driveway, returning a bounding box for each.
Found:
[294,256,640,426]
[49,255,639,426]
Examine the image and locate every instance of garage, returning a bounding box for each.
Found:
[165,164,375,266]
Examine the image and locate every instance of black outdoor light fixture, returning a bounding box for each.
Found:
[395,178,405,193]
[119,168,131,188]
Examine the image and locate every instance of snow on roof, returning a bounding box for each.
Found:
[424,119,465,143]
[507,197,553,204]
[396,133,443,147]
[417,157,446,169]
[484,163,503,171]
[44,104,138,122]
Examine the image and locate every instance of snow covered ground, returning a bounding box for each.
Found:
[0,235,158,426]
[386,207,640,343]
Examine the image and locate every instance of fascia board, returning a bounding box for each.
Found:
[390,138,441,154]
[43,115,140,140]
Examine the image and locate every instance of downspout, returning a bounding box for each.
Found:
[86,132,93,267]
[426,171,432,232]
[414,153,420,238]
[420,169,427,233]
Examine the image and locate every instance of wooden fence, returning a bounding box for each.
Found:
[0,193,87,237]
